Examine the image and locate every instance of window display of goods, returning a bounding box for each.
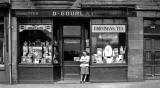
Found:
[21,40,52,64]
[92,45,126,64]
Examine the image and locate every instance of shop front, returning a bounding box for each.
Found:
[90,20,128,82]
[17,17,90,83]
[11,6,138,83]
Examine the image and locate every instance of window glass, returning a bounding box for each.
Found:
[0,17,4,64]
[63,26,81,36]
[144,19,160,33]
[19,25,53,64]
[63,39,81,61]
[155,51,160,61]
[0,24,4,35]
[91,23,127,64]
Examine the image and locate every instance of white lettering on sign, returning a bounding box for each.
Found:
[19,25,52,32]
[53,11,82,16]
[92,25,126,33]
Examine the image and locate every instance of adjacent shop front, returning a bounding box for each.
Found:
[143,18,160,80]
[0,2,9,83]
[11,6,138,83]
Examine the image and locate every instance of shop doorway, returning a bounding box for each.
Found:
[54,19,90,82]
[144,36,160,79]
[62,25,82,80]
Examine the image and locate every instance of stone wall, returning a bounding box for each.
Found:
[128,17,144,81]
[11,0,160,10]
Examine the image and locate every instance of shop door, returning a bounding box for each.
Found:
[62,25,81,80]
[144,37,160,79]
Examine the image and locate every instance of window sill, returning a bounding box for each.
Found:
[90,63,127,67]
[18,64,53,67]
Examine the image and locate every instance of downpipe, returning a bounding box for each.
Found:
[8,0,12,84]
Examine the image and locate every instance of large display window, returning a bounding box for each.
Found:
[91,19,127,64]
[19,24,54,64]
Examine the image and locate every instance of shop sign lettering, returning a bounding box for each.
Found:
[92,25,125,33]
[15,11,39,16]
[53,11,83,16]
[19,25,52,32]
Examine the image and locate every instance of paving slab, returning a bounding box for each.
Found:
[0,80,160,88]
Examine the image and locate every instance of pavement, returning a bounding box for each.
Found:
[0,80,160,88]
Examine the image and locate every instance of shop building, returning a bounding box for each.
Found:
[5,0,160,83]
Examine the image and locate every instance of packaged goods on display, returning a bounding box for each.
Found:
[92,46,126,64]
[21,40,52,64]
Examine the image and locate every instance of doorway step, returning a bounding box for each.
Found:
[56,79,80,84]
[57,74,80,83]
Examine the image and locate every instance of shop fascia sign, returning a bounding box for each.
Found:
[92,25,126,33]
[14,10,90,17]
[13,9,135,17]
[19,25,52,32]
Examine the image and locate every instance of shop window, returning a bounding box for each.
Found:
[18,23,54,64]
[91,19,127,64]
[0,17,4,64]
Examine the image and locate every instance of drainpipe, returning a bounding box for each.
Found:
[8,0,12,84]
